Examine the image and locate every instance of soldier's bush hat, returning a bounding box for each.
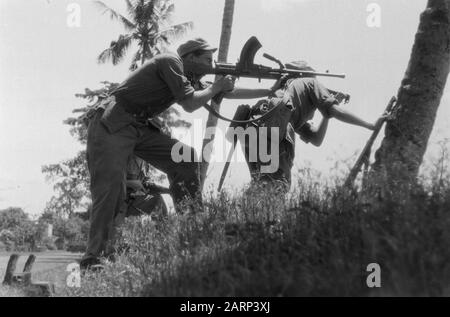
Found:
[285,60,316,72]
[177,38,217,57]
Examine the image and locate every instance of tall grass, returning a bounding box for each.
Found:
[64,143,450,297]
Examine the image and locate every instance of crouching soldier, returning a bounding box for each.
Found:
[228,61,384,193]
[124,155,170,220]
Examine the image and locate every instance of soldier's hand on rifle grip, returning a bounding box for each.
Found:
[343,94,351,104]
[271,74,290,94]
[212,75,236,95]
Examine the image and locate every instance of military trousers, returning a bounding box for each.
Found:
[245,137,294,193]
[83,105,201,261]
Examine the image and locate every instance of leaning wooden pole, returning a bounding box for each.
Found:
[344,96,397,189]
[199,0,235,189]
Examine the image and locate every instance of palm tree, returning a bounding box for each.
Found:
[95,0,193,71]
[367,0,450,196]
[199,0,236,188]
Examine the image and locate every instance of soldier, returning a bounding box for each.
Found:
[124,155,169,219]
[81,38,283,270]
[235,61,384,193]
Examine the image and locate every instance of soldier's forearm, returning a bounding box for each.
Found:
[329,105,375,130]
[224,87,272,99]
[179,86,220,112]
[312,117,329,146]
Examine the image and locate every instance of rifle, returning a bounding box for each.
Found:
[184,36,346,83]
[344,96,398,189]
[218,105,252,192]
[195,36,347,125]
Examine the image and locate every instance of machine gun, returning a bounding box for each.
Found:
[189,36,347,125]
[184,36,346,82]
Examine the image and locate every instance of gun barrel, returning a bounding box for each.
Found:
[212,63,345,79]
[272,69,346,79]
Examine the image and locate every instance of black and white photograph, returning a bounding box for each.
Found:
[0,0,449,300]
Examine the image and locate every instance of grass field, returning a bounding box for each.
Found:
[64,179,450,297]
[3,145,449,297]
[0,251,82,297]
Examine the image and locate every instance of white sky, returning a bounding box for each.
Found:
[0,0,449,215]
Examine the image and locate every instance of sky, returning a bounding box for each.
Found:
[0,0,449,215]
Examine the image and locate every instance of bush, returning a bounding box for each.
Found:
[15,244,31,252]
[41,237,56,251]
[55,237,65,250]
[0,241,6,252]
[67,241,86,253]
[4,242,15,252]
[33,245,48,252]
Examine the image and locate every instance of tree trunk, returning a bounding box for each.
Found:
[199,0,235,189]
[368,0,450,196]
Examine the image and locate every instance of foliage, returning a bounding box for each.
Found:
[95,0,193,71]
[42,151,90,217]
[52,214,90,246]
[0,207,37,251]
[0,207,29,229]
[66,81,120,144]
[66,241,88,253]
[421,138,450,195]
[41,237,56,251]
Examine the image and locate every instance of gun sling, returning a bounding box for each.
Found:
[201,99,287,125]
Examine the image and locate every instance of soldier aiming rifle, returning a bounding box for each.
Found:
[81,37,285,271]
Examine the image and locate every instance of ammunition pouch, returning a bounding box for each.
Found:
[225,104,252,143]
[249,97,294,143]
[226,98,294,144]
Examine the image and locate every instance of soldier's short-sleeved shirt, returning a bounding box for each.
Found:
[243,78,337,187]
[292,122,315,144]
[112,53,195,117]
[285,77,337,135]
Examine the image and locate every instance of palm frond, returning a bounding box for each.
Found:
[130,50,142,71]
[133,0,146,22]
[143,44,156,60]
[158,22,193,43]
[151,0,164,19]
[159,34,170,45]
[124,0,137,20]
[97,34,134,65]
[139,0,157,22]
[93,0,136,30]
[158,3,175,24]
